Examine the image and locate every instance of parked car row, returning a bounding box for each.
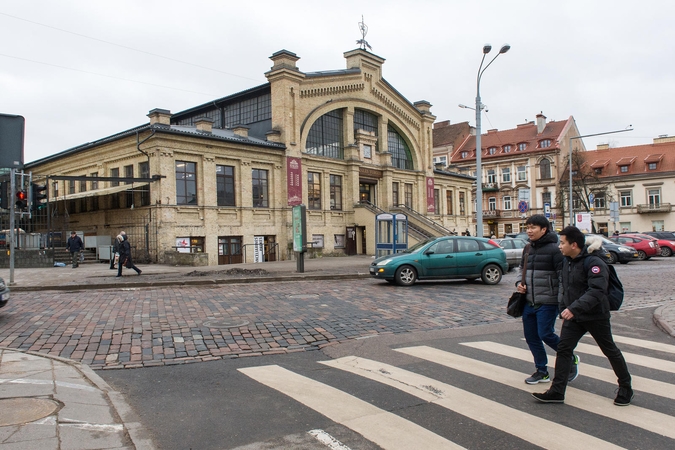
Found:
[0,277,9,310]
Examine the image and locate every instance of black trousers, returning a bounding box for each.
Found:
[117,257,141,276]
[550,318,631,395]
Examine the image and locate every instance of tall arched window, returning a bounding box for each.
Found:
[539,158,551,179]
[388,125,413,170]
[354,109,378,135]
[306,109,344,159]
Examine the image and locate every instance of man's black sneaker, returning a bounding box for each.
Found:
[614,386,634,406]
[532,390,565,403]
[568,354,580,382]
[525,371,550,384]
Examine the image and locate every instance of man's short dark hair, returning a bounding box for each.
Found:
[525,214,550,233]
[559,226,585,248]
[71,231,76,235]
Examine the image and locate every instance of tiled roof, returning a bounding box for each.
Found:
[581,141,675,176]
[450,117,570,163]
[590,159,610,169]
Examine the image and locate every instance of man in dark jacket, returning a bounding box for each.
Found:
[516,215,579,384]
[117,234,142,277]
[65,231,83,268]
[532,226,632,405]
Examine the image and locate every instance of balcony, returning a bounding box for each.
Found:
[482,182,499,192]
[637,203,671,214]
[474,209,501,218]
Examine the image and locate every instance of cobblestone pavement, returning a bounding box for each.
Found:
[0,258,673,370]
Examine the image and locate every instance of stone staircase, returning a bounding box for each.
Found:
[53,248,99,265]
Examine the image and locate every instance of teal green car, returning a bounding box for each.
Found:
[369,236,508,286]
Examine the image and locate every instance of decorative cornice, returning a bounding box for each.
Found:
[371,86,420,130]
[299,83,365,98]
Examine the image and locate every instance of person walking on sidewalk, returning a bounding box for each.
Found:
[66,231,84,268]
[109,234,122,270]
[532,226,633,406]
[517,215,579,385]
[117,233,142,277]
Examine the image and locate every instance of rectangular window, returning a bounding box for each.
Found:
[404,183,413,208]
[459,192,465,214]
[216,165,236,206]
[594,193,606,209]
[68,180,75,195]
[91,196,99,211]
[503,196,512,210]
[90,172,98,190]
[620,190,632,207]
[110,168,120,187]
[542,192,551,206]
[488,197,496,210]
[487,169,497,184]
[252,169,269,207]
[307,172,322,210]
[446,190,453,215]
[124,165,133,184]
[311,234,324,248]
[176,161,197,205]
[124,165,134,207]
[139,162,150,206]
[334,234,345,248]
[648,162,657,170]
[502,168,511,183]
[79,177,86,193]
[648,188,661,206]
[652,220,664,232]
[620,165,628,173]
[434,189,440,214]
[392,182,399,207]
[619,222,631,233]
[330,175,342,210]
[517,166,527,181]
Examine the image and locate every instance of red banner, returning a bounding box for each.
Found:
[287,157,302,206]
[426,177,435,213]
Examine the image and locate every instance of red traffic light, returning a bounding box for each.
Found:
[15,190,28,210]
[16,191,27,201]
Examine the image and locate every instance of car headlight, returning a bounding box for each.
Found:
[618,246,633,252]
[376,259,393,266]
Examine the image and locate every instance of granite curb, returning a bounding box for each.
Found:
[653,303,675,338]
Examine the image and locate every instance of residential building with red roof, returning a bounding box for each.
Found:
[435,113,583,237]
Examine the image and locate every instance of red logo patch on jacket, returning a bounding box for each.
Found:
[591,265,601,274]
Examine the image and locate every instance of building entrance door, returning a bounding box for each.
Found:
[345,227,356,256]
[359,183,376,204]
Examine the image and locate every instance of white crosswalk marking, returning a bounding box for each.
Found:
[440,343,675,438]
[607,334,675,355]
[320,356,624,450]
[463,341,675,400]
[238,365,464,450]
[574,342,675,372]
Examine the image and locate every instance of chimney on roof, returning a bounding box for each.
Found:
[148,108,171,126]
[414,100,432,114]
[487,129,498,133]
[597,143,610,150]
[654,134,675,144]
[434,120,451,129]
[232,125,249,138]
[536,113,546,134]
[195,117,214,134]
[269,50,300,71]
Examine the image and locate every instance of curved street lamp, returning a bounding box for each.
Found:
[474,44,510,237]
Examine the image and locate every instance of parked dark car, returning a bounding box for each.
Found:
[370,236,508,286]
[0,277,9,309]
[585,234,637,264]
[608,234,660,260]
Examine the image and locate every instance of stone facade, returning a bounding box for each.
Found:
[25,49,474,266]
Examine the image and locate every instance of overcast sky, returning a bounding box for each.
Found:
[2,0,674,164]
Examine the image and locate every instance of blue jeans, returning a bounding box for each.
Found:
[522,303,560,373]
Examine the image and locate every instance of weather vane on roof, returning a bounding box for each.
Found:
[356,15,372,51]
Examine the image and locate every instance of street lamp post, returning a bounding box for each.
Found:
[473,44,510,237]
[567,127,632,226]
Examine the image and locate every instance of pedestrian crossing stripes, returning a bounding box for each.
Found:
[239,334,675,450]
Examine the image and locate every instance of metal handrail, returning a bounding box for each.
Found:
[242,242,279,262]
[393,204,454,235]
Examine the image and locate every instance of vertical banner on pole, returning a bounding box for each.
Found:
[426,177,435,214]
[253,236,264,263]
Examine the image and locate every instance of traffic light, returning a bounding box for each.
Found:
[0,182,7,209]
[31,183,48,212]
[15,189,28,210]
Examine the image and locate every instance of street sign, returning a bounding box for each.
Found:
[517,201,529,214]
[544,202,551,219]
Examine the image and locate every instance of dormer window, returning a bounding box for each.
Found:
[460,151,468,159]
[488,147,497,155]
[539,139,551,148]
[503,145,511,153]
[594,168,603,175]
[648,162,657,170]
[518,143,527,151]
[620,165,628,173]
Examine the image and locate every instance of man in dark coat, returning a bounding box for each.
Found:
[65,231,83,268]
[117,234,142,277]
[516,215,579,384]
[532,226,632,405]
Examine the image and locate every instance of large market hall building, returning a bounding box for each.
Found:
[26,48,475,266]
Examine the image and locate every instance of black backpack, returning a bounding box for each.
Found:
[584,256,624,311]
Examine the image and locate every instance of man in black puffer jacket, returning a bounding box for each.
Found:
[532,226,632,406]
[516,215,579,385]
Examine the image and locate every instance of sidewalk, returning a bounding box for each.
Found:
[1,255,673,449]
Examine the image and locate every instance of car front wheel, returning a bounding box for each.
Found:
[481,264,502,285]
[395,265,417,286]
[607,252,618,264]
[661,247,673,257]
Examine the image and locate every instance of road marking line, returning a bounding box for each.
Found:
[601,334,675,355]
[308,429,352,450]
[462,341,675,400]
[321,356,623,450]
[574,342,675,373]
[408,343,675,439]
[238,365,462,450]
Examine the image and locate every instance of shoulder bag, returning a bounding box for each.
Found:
[507,244,530,318]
